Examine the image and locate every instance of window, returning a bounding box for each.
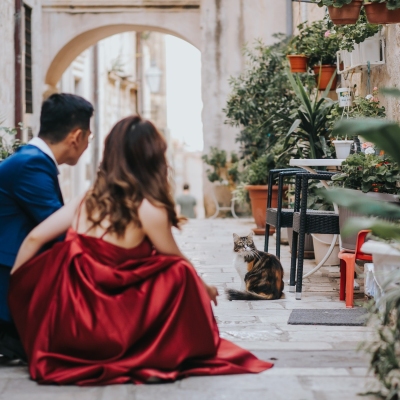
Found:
[24,4,33,114]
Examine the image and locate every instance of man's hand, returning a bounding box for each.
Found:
[206,285,219,306]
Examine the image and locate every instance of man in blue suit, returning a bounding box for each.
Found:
[0,93,94,360]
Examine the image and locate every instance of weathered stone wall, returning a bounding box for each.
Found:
[0,0,16,127]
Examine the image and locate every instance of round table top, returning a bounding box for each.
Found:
[289,159,345,167]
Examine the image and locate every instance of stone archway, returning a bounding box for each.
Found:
[42,6,200,90]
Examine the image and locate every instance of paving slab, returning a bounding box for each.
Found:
[0,218,380,399]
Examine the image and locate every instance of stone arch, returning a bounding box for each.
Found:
[43,9,201,88]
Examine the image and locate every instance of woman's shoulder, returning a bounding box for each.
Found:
[138,199,169,224]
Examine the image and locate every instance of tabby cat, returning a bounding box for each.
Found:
[225,232,284,300]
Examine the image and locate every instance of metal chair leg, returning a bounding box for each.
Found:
[295,230,306,300]
[264,224,270,252]
[289,230,298,292]
[276,227,281,259]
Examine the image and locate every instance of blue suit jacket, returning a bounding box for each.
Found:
[0,145,64,268]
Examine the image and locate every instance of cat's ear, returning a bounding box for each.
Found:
[233,233,239,241]
[247,231,254,238]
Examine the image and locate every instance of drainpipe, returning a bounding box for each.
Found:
[287,0,293,38]
[14,0,23,139]
[135,32,143,116]
[92,44,100,180]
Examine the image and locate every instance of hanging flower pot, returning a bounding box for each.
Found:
[327,1,363,25]
[286,55,309,73]
[312,65,338,91]
[364,2,400,24]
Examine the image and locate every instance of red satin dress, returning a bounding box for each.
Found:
[8,228,272,385]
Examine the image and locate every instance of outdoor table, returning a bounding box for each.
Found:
[288,158,345,278]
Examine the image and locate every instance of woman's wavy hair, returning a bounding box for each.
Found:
[85,115,181,236]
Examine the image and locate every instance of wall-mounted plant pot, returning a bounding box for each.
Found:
[312,65,338,91]
[328,0,363,25]
[245,185,287,235]
[332,140,353,159]
[287,55,309,73]
[364,2,400,24]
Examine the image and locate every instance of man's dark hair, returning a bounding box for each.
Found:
[183,183,190,190]
[38,93,94,143]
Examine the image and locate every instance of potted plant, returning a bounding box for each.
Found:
[286,30,310,73]
[279,72,335,160]
[296,18,341,90]
[330,9,380,52]
[224,37,312,234]
[364,0,400,24]
[327,86,386,157]
[313,0,364,25]
[202,147,239,217]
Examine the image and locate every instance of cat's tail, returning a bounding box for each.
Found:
[225,288,273,301]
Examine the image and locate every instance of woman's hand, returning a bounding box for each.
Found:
[206,285,219,306]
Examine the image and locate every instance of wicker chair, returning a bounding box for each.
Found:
[264,168,303,258]
[289,172,339,300]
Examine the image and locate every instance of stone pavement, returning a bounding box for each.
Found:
[0,218,379,400]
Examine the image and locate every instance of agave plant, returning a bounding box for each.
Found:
[277,71,335,160]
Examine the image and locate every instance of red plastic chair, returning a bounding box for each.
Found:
[338,230,372,308]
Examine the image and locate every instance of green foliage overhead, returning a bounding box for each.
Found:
[312,0,355,7]
[370,0,400,10]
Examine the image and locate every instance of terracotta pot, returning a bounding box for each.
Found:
[286,55,309,73]
[312,65,338,91]
[364,2,400,24]
[327,1,363,25]
[245,185,287,236]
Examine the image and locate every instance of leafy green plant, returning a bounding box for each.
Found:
[278,72,335,159]
[313,0,357,7]
[332,152,400,194]
[224,36,314,167]
[370,0,400,10]
[295,17,340,67]
[327,86,386,138]
[202,147,239,188]
[0,119,22,160]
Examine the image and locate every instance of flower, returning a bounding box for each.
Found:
[324,30,331,38]
[373,86,378,91]
[362,142,374,149]
[365,147,376,155]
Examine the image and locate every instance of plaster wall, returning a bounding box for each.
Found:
[0,0,15,128]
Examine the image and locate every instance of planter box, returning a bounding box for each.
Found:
[336,32,385,75]
[339,191,400,251]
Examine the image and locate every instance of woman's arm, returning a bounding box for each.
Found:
[138,199,218,305]
[12,197,81,274]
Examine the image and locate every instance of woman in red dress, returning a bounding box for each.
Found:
[9,116,272,385]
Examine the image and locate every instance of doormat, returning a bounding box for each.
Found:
[288,308,368,326]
